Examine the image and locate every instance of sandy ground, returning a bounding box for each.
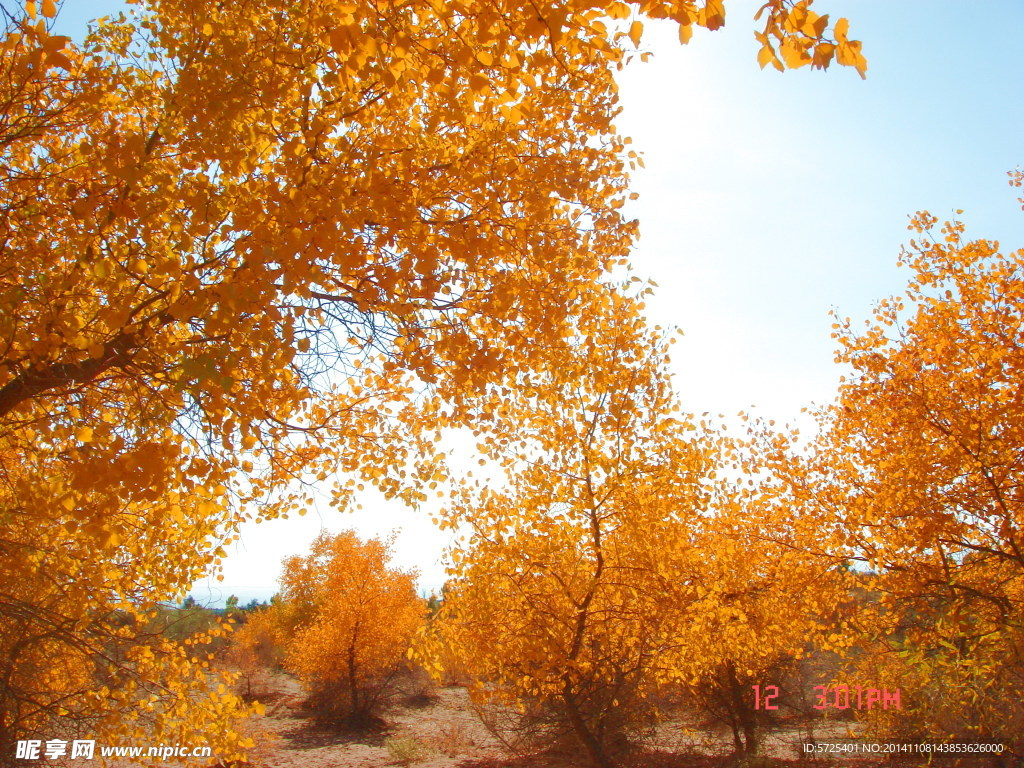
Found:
[244,673,506,768]
[240,673,872,768]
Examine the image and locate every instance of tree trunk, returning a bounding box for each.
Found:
[727,662,758,756]
[742,717,759,757]
[563,690,615,768]
[730,720,744,755]
[347,623,360,716]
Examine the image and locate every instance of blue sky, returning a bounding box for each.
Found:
[55,1,1024,602]
[617,0,1024,425]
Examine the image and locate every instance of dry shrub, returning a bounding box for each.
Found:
[430,721,476,756]
[385,735,434,765]
[467,686,654,766]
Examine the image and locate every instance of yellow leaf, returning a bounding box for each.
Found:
[75,426,93,443]
[703,0,725,31]
[780,39,810,69]
[607,1,630,20]
[41,0,55,17]
[628,20,643,48]
[834,17,850,43]
[468,73,488,93]
[802,12,828,39]
[812,42,835,70]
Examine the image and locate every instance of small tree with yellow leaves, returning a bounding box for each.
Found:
[420,307,717,768]
[772,177,1024,756]
[228,605,287,701]
[278,531,424,728]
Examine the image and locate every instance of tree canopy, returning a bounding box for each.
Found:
[0,0,861,760]
[777,188,1024,748]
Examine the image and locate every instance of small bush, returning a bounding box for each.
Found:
[385,735,433,765]
[430,721,476,756]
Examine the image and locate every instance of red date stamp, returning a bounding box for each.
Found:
[752,684,901,711]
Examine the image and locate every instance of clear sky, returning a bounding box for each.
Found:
[57,1,1024,604]
[617,1,1024,426]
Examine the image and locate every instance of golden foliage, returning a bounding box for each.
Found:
[0,443,256,765]
[229,605,287,701]
[0,0,861,757]
[418,303,712,767]
[672,428,853,755]
[417,278,868,765]
[770,181,1024,752]
[278,531,424,724]
[418,286,861,764]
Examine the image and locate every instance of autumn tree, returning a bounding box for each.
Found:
[228,605,287,701]
[0,442,257,767]
[273,531,424,727]
[675,431,852,757]
[0,0,861,757]
[418,298,721,768]
[772,175,1024,754]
